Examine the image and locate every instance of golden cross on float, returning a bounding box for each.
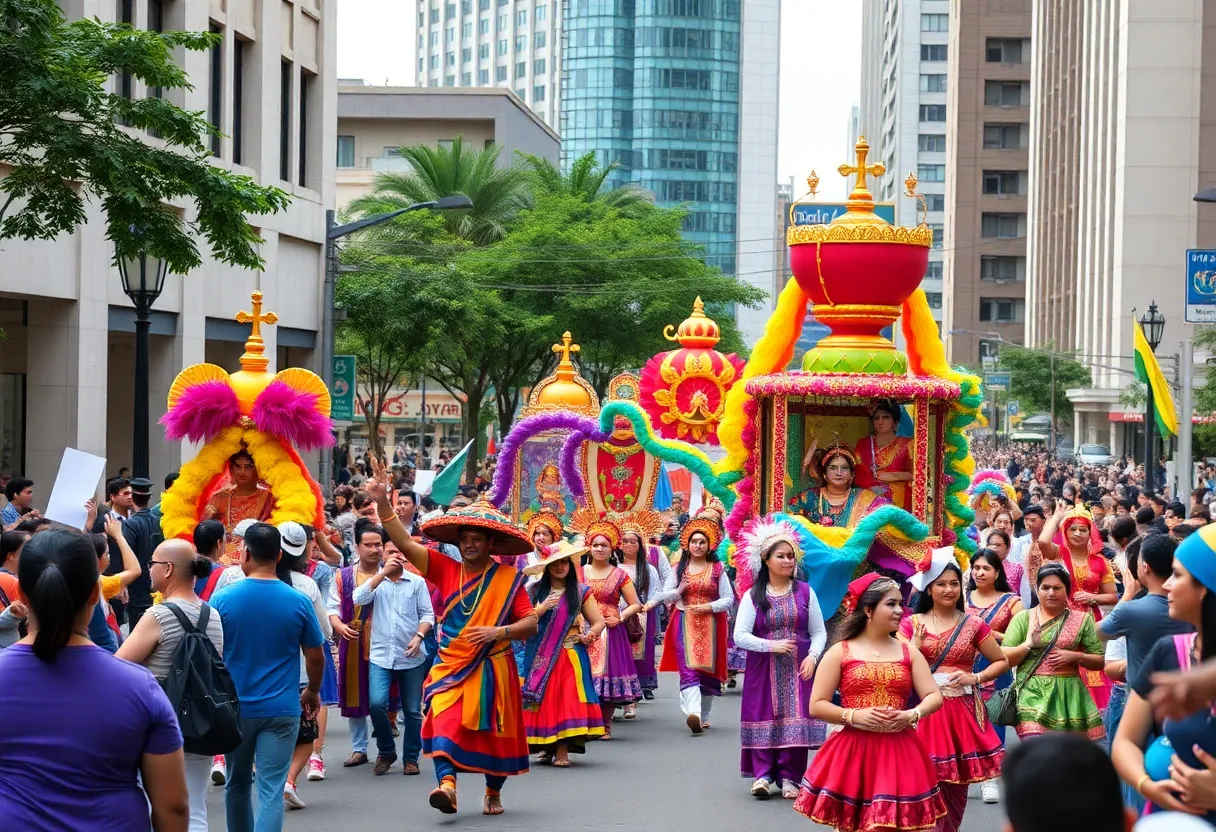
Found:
[838,135,885,212]
[552,331,580,368]
[235,290,279,374]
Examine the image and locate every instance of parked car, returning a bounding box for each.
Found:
[1057,439,1075,462]
[1076,444,1114,466]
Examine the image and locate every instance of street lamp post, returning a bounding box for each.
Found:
[117,242,168,480]
[319,195,472,495]
[1140,302,1166,496]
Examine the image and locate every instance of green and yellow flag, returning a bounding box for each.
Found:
[1133,319,1178,437]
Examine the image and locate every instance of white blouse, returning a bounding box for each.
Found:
[732,584,827,658]
[654,563,734,613]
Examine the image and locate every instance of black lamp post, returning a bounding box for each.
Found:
[117,240,168,480]
[1140,301,1165,496]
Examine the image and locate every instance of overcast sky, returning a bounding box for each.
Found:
[336,2,861,199]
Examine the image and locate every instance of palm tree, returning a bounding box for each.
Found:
[349,136,529,245]
[519,152,653,214]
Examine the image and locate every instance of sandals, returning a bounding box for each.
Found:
[429,781,458,815]
[536,751,554,765]
[343,752,368,767]
[623,704,637,719]
[483,791,504,815]
[552,758,571,768]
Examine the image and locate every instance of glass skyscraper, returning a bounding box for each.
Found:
[562,0,742,276]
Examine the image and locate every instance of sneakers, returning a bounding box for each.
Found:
[982,781,1000,804]
[210,756,226,786]
[283,783,306,810]
[623,704,637,720]
[306,754,325,782]
[751,778,773,799]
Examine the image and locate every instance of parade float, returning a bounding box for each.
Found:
[489,138,985,617]
[157,290,332,556]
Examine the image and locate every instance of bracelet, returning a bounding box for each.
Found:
[379,512,402,525]
[842,708,854,726]
[1137,774,1152,796]
[911,708,922,727]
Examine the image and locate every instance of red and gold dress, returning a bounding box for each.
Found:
[793,642,946,832]
[854,435,913,512]
[209,486,276,563]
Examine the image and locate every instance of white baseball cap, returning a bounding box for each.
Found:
[277,521,308,557]
[232,518,258,538]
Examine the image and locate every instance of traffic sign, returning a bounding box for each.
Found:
[1186,249,1216,323]
[1007,400,1020,416]
[985,372,1011,392]
[331,355,356,423]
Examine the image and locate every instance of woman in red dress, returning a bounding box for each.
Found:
[793,573,946,832]
[901,549,1008,832]
[853,399,913,512]
[1030,503,1117,709]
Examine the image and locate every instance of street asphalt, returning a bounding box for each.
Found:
[204,676,1010,831]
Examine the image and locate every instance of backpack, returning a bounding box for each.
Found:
[161,602,242,755]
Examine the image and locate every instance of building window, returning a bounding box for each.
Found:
[233,38,246,165]
[430,7,439,22]
[925,261,943,279]
[919,74,947,93]
[496,65,507,81]
[517,9,527,24]
[446,2,456,18]
[925,193,945,212]
[986,38,1025,63]
[336,136,355,168]
[981,255,1023,281]
[982,170,1025,195]
[515,35,525,51]
[930,223,944,249]
[462,0,472,11]
[533,84,545,102]
[979,298,1025,323]
[462,71,471,84]
[921,13,948,32]
[917,164,945,182]
[534,31,546,48]
[925,292,943,309]
[983,123,1025,149]
[918,134,946,152]
[480,0,489,9]
[279,61,291,181]
[430,30,439,45]
[920,44,947,61]
[658,68,712,89]
[534,57,546,74]
[515,87,526,101]
[446,26,455,42]
[445,74,455,86]
[479,43,489,58]
[479,68,490,83]
[208,22,222,156]
[419,11,425,26]
[919,104,947,122]
[430,55,439,69]
[498,14,507,29]
[979,340,1002,363]
[479,17,489,33]
[447,51,456,66]
[515,61,526,78]
[536,3,546,20]
[298,71,312,186]
[463,46,472,62]
[439,139,455,149]
[984,80,1028,107]
[463,21,472,36]
[498,38,508,55]
[981,213,1025,239]
[118,0,134,102]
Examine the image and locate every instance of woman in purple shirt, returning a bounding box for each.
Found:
[0,529,189,830]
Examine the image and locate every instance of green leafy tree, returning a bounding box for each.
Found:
[997,344,1092,426]
[1193,327,1216,416]
[0,0,289,272]
[348,136,528,246]
[519,152,651,215]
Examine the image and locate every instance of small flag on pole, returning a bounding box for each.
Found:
[430,440,474,505]
[1133,319,1178,437]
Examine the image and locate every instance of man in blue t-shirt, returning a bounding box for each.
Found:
[212,522,324,832]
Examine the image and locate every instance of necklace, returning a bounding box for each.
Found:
[459,561,489,615]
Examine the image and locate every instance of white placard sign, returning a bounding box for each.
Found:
[45,448,107,530]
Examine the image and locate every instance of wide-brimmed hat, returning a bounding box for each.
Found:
[523,540,590,576]
[420,499,532,555]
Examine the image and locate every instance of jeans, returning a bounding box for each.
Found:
[1105,684,1147,813]
[183,752,212,832]
[349,716,369,754]
[370,662,426,762]
[434,755,507,792]
[225,715,299,832]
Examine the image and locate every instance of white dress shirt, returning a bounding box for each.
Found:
[338,570,436,671]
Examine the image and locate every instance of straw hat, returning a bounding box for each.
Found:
[419,499,533,556]
[523,540,590,576]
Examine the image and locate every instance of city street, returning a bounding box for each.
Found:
[205,680,1009,831]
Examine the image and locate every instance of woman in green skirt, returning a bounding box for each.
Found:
[1001,563,1106,740]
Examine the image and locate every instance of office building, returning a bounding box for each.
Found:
[560,0,781,345]
[1028,1,1210,452]
[940,0,1031,365]
[858,0,949,328]
[415,0,562,127]
[336,84,560,207]
[0,0,335,497]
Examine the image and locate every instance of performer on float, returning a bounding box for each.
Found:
[789,440,889,528]
[520,541,606,767]
[368,464,537,817]
[204,451,277,561]
[617,511,667,711]
[524,511,566,582]
[1031,502,1117,709]
[733,518,827,800]
[900,549,1008,832]
[793,573,946,832]
[657,517,733,734]
[574,514,643,737]
[853,399,913,512]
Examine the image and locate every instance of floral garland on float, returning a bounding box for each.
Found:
[158,291,330,543]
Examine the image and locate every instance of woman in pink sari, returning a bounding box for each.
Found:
[1030,503,1118,709]
[853,399,913,512]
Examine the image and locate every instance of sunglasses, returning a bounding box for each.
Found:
[148,560,172,568]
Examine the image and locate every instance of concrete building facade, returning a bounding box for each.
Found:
[941,0,1032,365]
[336,85,560,207]
[0,0,335,502]
[414,0,562,127]
[859,0,949,328]
[1027,0,1215,453]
